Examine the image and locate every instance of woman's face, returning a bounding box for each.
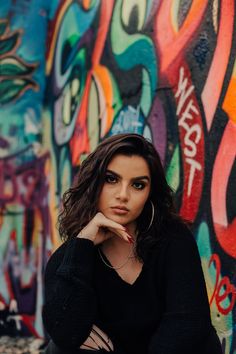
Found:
[98,154,151,229]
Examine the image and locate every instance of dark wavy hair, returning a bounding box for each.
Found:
[58,133,186,261]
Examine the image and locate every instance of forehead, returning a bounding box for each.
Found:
[107,154,150,177]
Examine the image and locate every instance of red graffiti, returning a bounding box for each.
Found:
[154,0,208,75]
[209,254,236,315]
[154,1,206,222]
[174,66,204,221]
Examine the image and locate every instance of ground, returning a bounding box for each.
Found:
[0,337,46,353]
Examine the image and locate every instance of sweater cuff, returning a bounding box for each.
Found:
[56,237,95,281]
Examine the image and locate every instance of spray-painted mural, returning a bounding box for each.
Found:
[0,0,235,352]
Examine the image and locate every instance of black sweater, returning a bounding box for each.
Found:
[42,224,222,354]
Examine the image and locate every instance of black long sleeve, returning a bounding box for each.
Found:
[42,227,221,354]
[42,238,96,350]
[148,227,221,354]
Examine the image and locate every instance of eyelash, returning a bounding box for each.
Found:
[105,175,146,190]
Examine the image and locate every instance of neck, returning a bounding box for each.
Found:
[122,221,137,243]
[101,225,137,259]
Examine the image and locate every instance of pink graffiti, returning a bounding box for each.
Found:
[211,120,236,258]
[154,0,208,75]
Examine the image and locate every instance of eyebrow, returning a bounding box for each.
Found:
[106,169,150,182]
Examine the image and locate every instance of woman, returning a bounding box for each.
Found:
[42,133,222,354]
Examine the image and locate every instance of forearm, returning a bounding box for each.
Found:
[148,313,211,354]
[149,227,214,353]
[43,238,97,349]
[43,277,96,348]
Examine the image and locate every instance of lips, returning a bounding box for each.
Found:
[111,206,129,215]
[111,205,129,211]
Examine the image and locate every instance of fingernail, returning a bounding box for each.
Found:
[127,236,134,244]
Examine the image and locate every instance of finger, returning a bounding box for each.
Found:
[92,325,114,351]
[80,325,112,351]
[97,213,126,231]
[90,328,111,351]
[102,225,131,243]
[80,336,99,350]
[92,325,108,338]
[108,227,134,244]
[96,213,134,243]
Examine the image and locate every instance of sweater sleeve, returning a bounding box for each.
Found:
[148,226,213,354]
[42,237,97,350]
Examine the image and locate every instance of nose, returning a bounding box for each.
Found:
[116,183,129,201]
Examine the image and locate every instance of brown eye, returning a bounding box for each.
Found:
[133,182,145,190]
[105,175,117,184]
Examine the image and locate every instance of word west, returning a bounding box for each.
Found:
[175,67,202,196]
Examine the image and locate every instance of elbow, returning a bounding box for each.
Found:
[148,316,212,354]
[42,304,93,350]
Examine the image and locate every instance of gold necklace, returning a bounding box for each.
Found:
[98,247,135,270]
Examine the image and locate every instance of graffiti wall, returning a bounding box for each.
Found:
[0,0,235,352]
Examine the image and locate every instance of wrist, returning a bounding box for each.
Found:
[76,231,95,243]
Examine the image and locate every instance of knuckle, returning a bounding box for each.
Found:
[95,212,103,220]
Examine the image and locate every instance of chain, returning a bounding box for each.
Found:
[98,247,135,270]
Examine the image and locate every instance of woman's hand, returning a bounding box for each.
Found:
[76,212,133,245]
[80,324,114,351]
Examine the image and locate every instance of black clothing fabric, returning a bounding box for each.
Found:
[44,340,110,354]
[42,223,222,354]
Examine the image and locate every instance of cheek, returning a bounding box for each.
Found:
[98,186,109,209]
[133,192,149,212]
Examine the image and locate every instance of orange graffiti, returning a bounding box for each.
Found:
[223,68,236,124]
[201,0,235,130]
[70,0,115,165]
[93,65,114,137]
[82,0,93,11]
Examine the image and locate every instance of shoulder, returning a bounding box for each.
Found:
[164,220,196,248]
[44,241,68,278]
[158,221,203,275]
[44,237,95,280]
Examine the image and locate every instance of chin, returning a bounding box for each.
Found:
[107,214,131,225]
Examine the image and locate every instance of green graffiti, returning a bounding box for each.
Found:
[0,78,37,105]
[0,19,38,105]
[166,145,180,192]
[196,223,233,353]
[111,0,157,98]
